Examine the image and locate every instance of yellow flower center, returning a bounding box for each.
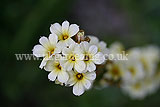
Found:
[76,73,83,80]
[134,83,141,90]
[84,55,90,61]
[48,49,54,56]
[51,49,54,54]
[98,48,101,52]
[140,58,148,71]
[129,67,136,76]
[56,64,62,70]
[63,35,69,40]
[70,56,75,61]
[111,66,120,76]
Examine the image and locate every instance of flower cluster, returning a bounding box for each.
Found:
[100,42,160,100]
[32,21,108,96]
[32,20,160,99]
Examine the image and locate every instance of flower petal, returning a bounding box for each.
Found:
[49,33,58,46]
[82,78,91,89]
[74,44,83,55]
[85,71,96,80]
[32,45,46,57]
[67,71,77,86]
[57,40,67,48]
[98,41,109,54]
[87,61,96,72]
[93,52,105,64]
[62,47,71,55]
[89,36,99,45]
[89,45,98,55]
[39,36,49,48]
[44,59,54,71]
[65,38,75,46]
[58,70,69,83]
[64,61,74,71]
[54,47,61,54]
[50,23,62,36]
[48,71,58,81]
[39,58,48,69]
[75,61,86,73]
[73,82,85,96]
[62,21,69,34]
[99,41,107,49]
[68,24,79,37]
[80,41,89,52]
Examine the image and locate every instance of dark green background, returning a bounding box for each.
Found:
[1,0,160,106]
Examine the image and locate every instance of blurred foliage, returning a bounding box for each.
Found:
[119,0,160,48]
[0,0,160,107]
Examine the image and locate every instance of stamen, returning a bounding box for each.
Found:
[134,83,141,90]
[48,49,54,56]
[70,56,75,61]
[57,64,62,70]
[76,73,83,80]
[129,67,136,76]
[63,35,69,40]
[84,55,90,61]
[112,66,120,76]
[51,49,54,54]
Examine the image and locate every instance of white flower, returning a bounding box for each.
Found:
[104,61,124,81]
[61,43,86,73]
[143,76,160,95]
[121,81,147,100]
[67,70,96,96]
[89,36,109,54]
[32,34,61,69]
[44,56,69,83]
[50,20,79,47]
[120,46,160,99]
[80,41,105,72]
[140,46,160,76]
[109,42,124,53]
[122,56,145,84]
[109,42,124,60]
[121,72,160,100]
[128,46,160,77]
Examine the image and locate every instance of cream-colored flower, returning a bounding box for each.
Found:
[121,73,160,100]
[80,41,105,72]
[89,36,109,54]
[61,43,86,73]
[67,70,96,96]
[44,56,69,83]
[104,61,124,81]
[121,81,147,100]
[121,46,160,99]
[140,46,160,76]
[128,46,160,76]
[109,42,124,60]
[122,56,145,83]
[143,75,160,95]
[50,20,79,47]
[32,34,61,69]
